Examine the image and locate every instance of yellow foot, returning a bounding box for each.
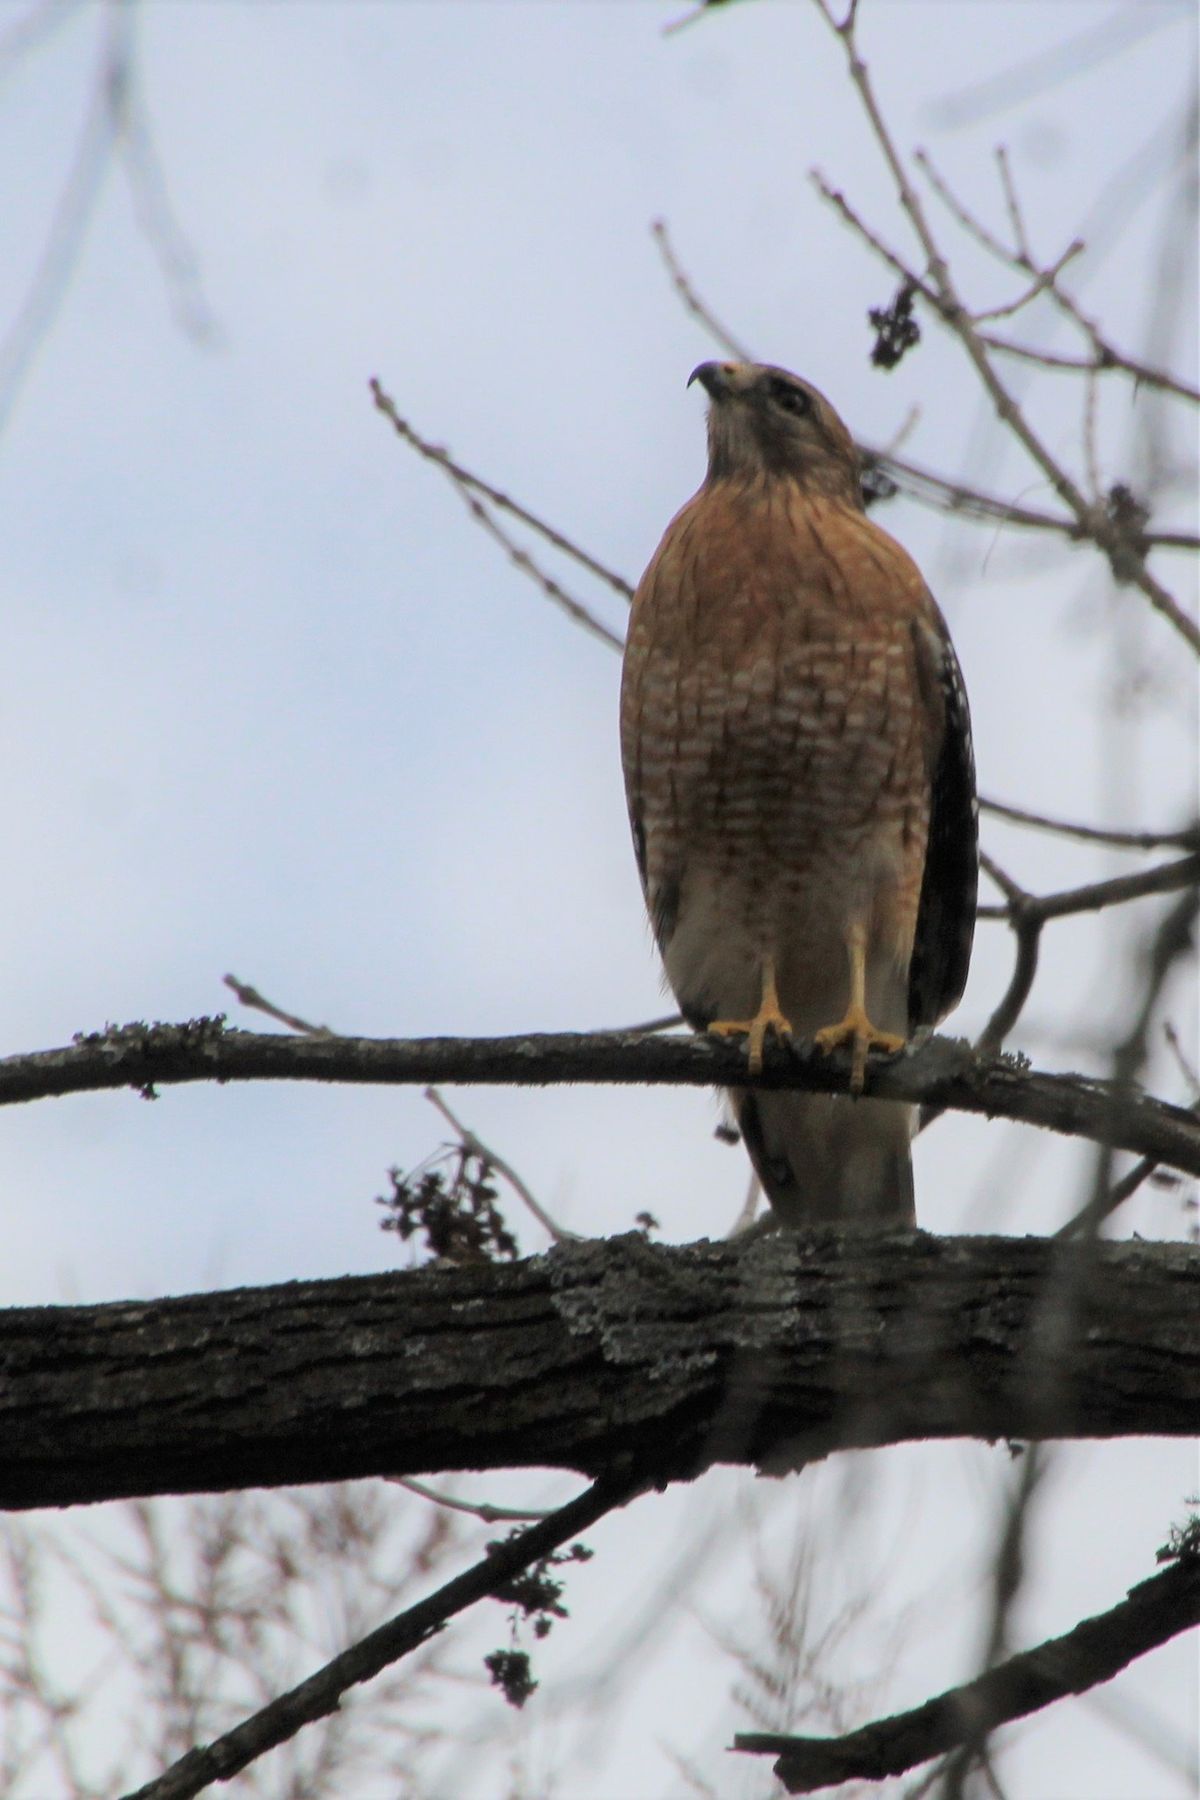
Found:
[814,1005,905,1094]
[709,1000,792,1076]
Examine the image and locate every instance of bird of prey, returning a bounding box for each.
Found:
[620,361,977,1225]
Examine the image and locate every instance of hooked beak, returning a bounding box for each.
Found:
[688,361,754,400]
[688,361,727,398]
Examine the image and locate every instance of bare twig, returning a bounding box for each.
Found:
[650,219,753,361]
[1071,885,1200,1243]
[369,378,633,601]
[650,218,1197,553]
[1165,1020,1200,1097]
[970,239,1084,326]
[915,145,1021,267]
[980,330,1200,403]
[424,1085,581,1244]
[1082,365,1102,503]
[876,450,1196,552]
[121,1471,636,1800]
[0,0,79,71]
[916,145,1200,403]
[939,1444,1048,1799]
[387,1476,550,1525]
[1,2,218,441]
[979,797,1200,853]
[607,1012,685,1035]
[995,146,1031,264]
[735,1538,1200,1793]
[975,852,1200,924]
[918,855,1039,1132]
[1053,1154,1159,1241]
[450,480,625,652]
[808,0,1200,652]
[223,973,332,1037]
[0,4,127,435]
[975,909,1042,1060]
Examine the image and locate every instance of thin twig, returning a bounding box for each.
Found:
[387,1475,550,1525]
[877,449,1196,552]
[454,484,625,650]
[809,1,1200,652]
[606,1012,685,1035]
[978,849,1026,908]
[1164,1020,1200,1097]
[424,1085,581,1244]
[975,911,1042,1060]
[970,240,1084,326]
[1053,1154,1158,1241]
[650,218,754,361]
[919,855,1040,1131]
[996,146,1031,264]
[1082,365,1102,503]
[735,1541,1200,1792]
[975,851,1200,924]
[979,797,1200,853]
[121,1472,638,1800]
[223,973,332,1038]
[1067,886,1200,1242]
[916,145,1018,268]
[979,329,1200,405]
[916,144,1200,402]
[649,215,1197,552]
[369,378,633,601]
[939,1444,1048,1798]
[0,4,127,435]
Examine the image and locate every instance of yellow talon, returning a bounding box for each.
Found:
[814,1004,905,1093]
[708,957,792,1075]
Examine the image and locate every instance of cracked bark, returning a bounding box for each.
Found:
[4,1230,1196,1513]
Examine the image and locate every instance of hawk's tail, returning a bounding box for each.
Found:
[733,1089,915,1227]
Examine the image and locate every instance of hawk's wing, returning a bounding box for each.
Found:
[908,608,978,1031]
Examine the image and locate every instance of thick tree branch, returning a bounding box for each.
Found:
[735,1537,1200,1793]
[3,1233,1197,1512]
[5,1022,1199,1177]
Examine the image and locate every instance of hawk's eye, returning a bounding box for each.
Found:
[767,377,813,418]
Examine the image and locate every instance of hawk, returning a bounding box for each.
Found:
[620,361,977,1226]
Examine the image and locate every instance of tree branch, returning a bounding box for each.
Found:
[735,1536,1200,1793]
[648,217,1200,554]
[979,799,1200,854]
[122,1471,638,1800]
[3,1233,1197,1512]
[369,378,633,601]
[5,1021,1199,1177]
[975,852,1200,924]
[809,0,1200,655]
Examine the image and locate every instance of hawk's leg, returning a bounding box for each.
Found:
[814,922,905,1094]
[707,955,792,1076]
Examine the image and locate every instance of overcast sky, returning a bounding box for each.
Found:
[1,3,1196,1796]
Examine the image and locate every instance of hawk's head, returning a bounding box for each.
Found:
[689,361,861,505]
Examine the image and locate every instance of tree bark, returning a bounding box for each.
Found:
[4,1231,1197,1513]
[4,1021,1200,1178]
